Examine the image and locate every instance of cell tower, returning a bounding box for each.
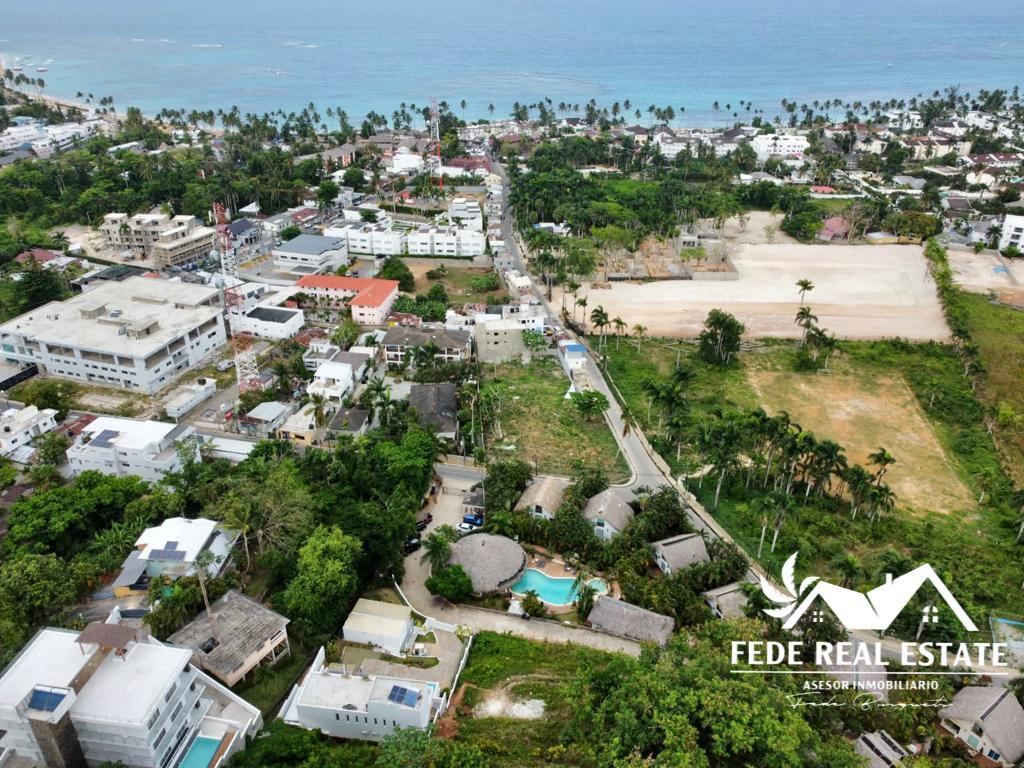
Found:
[214,202,262,393]
[430,97,443,192]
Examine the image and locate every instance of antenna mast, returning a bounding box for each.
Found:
[214,202,262,393]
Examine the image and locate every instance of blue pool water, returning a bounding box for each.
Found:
[511,569,608,606]
[180,736,221,768]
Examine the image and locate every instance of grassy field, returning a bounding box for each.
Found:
[747,370,973,513]
[483,357,630,481]
[411,264,508,306]
[601,336,1024,619]
[960,292,1024,484]
[448,632,615,767]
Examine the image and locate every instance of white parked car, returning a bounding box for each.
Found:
[456,522,477,535]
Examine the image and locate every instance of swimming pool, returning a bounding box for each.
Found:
[510,568,608,606]
[180,735,222,768]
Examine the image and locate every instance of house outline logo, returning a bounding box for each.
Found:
[759,552,978,633]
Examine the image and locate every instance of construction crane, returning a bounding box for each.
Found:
[213,202,262,393]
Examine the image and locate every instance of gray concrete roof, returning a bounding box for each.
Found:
[168,590,289,682]
[449,533,526,595]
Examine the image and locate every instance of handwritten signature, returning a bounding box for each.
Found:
[786,692,950,710]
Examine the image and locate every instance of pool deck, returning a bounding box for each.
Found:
[517,548,621,613]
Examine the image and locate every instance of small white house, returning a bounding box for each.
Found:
[0,405,58,458]
[582,490,634,540]
[652,533,709,576]
[342,598,415,656]
[307,361,355,402]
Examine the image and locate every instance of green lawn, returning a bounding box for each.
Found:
[959,292,1024,484]
[483,357,630,481]
[601,337,1024,623]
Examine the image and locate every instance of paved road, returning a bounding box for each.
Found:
[488,159,1018,678]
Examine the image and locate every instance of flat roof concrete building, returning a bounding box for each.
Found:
[0,277,227,394]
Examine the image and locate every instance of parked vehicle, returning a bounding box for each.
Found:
[403,536,421,554]
[462,513,484,527]
[216,359,235,372]
[456,522,476,535]
[415,514,433,532]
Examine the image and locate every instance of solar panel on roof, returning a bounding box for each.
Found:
[28,688,66,712]
[150,549,186,561]
[164,540,178,549]
[387,685,419,707]
[89,429,121,448]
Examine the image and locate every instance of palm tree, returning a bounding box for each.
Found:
[421,527,457,573]
[612,317,626,347]
[796,278,814,303]
[831,553,861,588]
[576,297,588,330]
[794,306,817,346]
[308,393,330,429]
[590,305,610,349]
[867,447,896,486]
[632,324,647,351]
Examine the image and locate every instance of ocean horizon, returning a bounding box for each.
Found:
[4,0,1024,126]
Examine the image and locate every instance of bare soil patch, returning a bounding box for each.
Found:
[748,371,974,514]
[561,243,949,341]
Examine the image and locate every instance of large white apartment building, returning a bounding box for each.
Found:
[100,213,215,267]
[67,417,198,481]
[280,647,439,742]
[999,214,1024,252]
[0,405,59,458]
[447,197,484,231]
[0,617,261,768]
[323,223,406,256]
[751,133,810,161]
[271,234,349,275]
[0,118,104,155]
[406,226,485,257]
[0,277,227,394]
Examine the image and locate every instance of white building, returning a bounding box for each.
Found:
[447,197,483,231]
[999,214,1024,252]
[134,516,237,579]
[502,269,533,296]
[229,305,305,340]
[323,223,406,256]
[0,617,261,768]
[163,378,216,419]
[307,361,355,402]
[280,647,439,742]
[406,226,485,258]
[751,133,809,161]
[0,405,58,458]
[388,147,424,174]
[0,277,227,394]
[272,234,349,275]
[341,599,415,656]
[67,417,198,481]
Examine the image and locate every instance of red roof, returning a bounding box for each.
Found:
[295,275,400,309]
[15,248,58,264]
[290,208,318,222]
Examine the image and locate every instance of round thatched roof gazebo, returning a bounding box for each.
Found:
[449,533,526,595]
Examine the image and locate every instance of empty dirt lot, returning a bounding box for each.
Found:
[562,243,950,341]
[748,371,974,514]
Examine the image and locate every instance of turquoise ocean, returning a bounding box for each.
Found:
[3,0,1024,125]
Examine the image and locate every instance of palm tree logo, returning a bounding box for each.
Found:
[758,552,819,621]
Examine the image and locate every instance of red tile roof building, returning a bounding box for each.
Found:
[294,275,400,325]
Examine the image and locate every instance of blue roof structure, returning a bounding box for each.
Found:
[28,688,66,712]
